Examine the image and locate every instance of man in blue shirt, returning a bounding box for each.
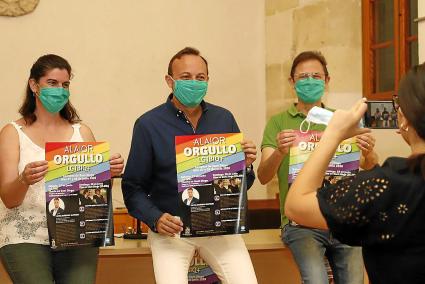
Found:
[122,47,258,284]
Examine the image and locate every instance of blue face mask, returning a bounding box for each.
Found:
[38,87,70,113]
[295,78,325,103]
[172,78,208,108]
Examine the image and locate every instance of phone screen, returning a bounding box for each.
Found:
[364,100,398,129]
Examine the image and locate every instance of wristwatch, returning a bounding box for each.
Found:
[152,218,159,233]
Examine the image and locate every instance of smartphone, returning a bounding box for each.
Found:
[363,100,398,129]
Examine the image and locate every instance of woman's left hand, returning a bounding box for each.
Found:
[110,153,124,177]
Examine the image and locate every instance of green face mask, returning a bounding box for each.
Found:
[295,78,325,103]
[38,87,70,113]
[172,79,208,108]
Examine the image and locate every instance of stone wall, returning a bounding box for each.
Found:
[266,0,362,119]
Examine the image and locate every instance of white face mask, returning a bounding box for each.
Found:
[300,106,333,133]
[300,106,363,133]
[306,106,334,125]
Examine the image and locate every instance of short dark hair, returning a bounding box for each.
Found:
[19,54,80,125]
[290,51,329,79]
[167,47,209,76]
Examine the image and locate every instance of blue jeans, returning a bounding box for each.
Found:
[282,224,363,284]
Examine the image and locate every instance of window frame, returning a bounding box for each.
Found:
[362,0,418,100]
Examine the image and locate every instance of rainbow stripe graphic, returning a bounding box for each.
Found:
[288,130,360,183]
[45,142,111,201]
[175,133,245,192]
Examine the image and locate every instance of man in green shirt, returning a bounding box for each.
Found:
[258,51,378,284]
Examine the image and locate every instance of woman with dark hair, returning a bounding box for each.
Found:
[0,54,124,283]
[285,63,425,284]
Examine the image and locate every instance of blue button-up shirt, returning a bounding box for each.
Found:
[122,94,255,230]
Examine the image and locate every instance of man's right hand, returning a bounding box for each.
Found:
[156,213,183,237]
[276,130,296,155]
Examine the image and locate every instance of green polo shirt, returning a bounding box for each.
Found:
[261,103,332,227]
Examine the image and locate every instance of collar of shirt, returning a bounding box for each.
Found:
[165,94,209,116]
[287,102,332,118]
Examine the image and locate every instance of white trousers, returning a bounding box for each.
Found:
[148,230,258,284]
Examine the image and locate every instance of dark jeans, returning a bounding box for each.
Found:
[0,243,98,284]
[282,224,363,284]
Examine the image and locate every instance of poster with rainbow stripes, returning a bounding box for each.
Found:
[288,130,360,185]
[45,142,114,250]
[175,133,248,238]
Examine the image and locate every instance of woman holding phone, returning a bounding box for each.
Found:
[285,63,425,284]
